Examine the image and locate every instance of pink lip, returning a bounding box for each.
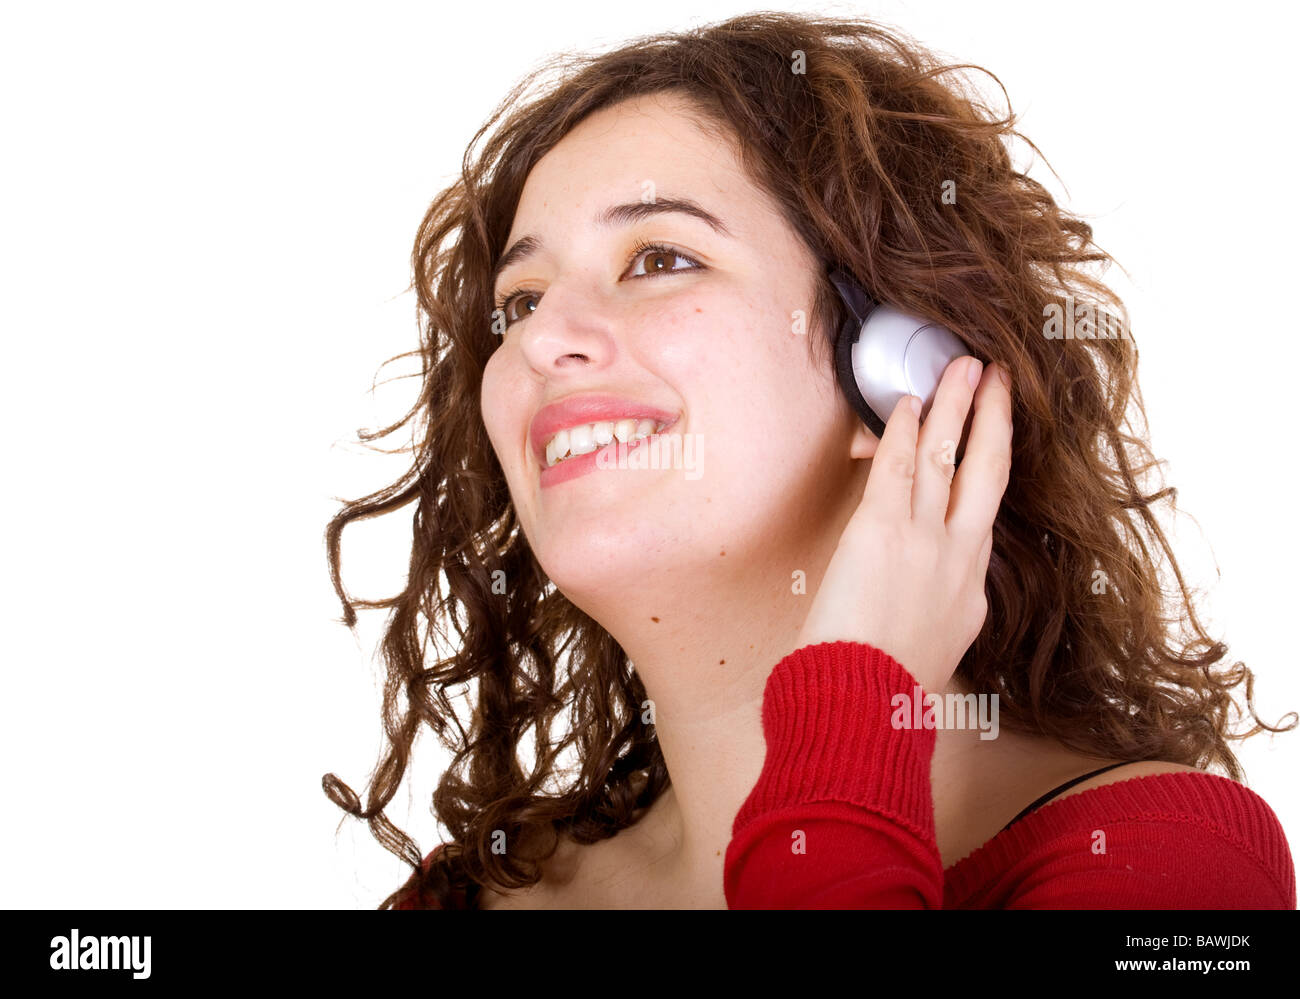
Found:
[539,415,681,489]
[529,392,680,469]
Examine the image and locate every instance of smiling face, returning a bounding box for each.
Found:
[479,90,874,607]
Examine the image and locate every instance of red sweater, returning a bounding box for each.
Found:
[393,641,1296,909]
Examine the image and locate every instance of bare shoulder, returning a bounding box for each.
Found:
[477,802,696,908]
[476,827,662,909]
[477,879,551,909]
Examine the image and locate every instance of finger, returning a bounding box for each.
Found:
[912,356,981,525]
[862,394,922,522]
[946,363,1013,545]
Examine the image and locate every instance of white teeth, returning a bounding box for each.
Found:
[568,424,597,456]
[549,428,570,466]
[613,419,637,443]
[544,418,671,468]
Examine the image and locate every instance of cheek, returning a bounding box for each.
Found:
[646,286,779,379]
[649,294,832,491]
[478,354,517,462]
[652,287,819,412]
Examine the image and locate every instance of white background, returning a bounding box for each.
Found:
[2,0,1296,908]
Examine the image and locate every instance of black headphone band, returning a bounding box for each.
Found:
[828,266,888,439]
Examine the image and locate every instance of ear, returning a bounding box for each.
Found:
[848,415,881,460]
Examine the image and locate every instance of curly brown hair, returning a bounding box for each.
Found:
[322,10,1295,909]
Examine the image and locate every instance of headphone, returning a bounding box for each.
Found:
[828,266,970,442]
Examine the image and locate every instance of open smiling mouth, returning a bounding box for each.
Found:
[542,417,675,468]
[538,416,681,486]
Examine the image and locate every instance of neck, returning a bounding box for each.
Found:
[558,498,860,889]
[627,598,801,881]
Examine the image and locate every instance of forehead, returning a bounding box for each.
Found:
[504,92,757,243]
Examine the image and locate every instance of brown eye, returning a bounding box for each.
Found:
[505,294,539,324]
[495,291,539,331]
[645,250,673,272]
[626,245,699,279]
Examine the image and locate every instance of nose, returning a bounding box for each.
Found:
[515,277,617,373]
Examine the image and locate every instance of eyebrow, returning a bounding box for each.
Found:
[490,196,733,290]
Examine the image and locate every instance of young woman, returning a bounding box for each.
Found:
[323,12,1295,909]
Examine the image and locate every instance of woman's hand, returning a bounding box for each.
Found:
[794,356,1013,695]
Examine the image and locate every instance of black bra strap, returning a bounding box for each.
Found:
[1000,762,1137,833]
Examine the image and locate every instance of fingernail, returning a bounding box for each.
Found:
[909,396,922,417]
[967,357,983,389]
[997,365,1011,389]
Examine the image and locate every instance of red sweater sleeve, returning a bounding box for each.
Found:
[724,641,942,909]
[725,640,1297,910]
